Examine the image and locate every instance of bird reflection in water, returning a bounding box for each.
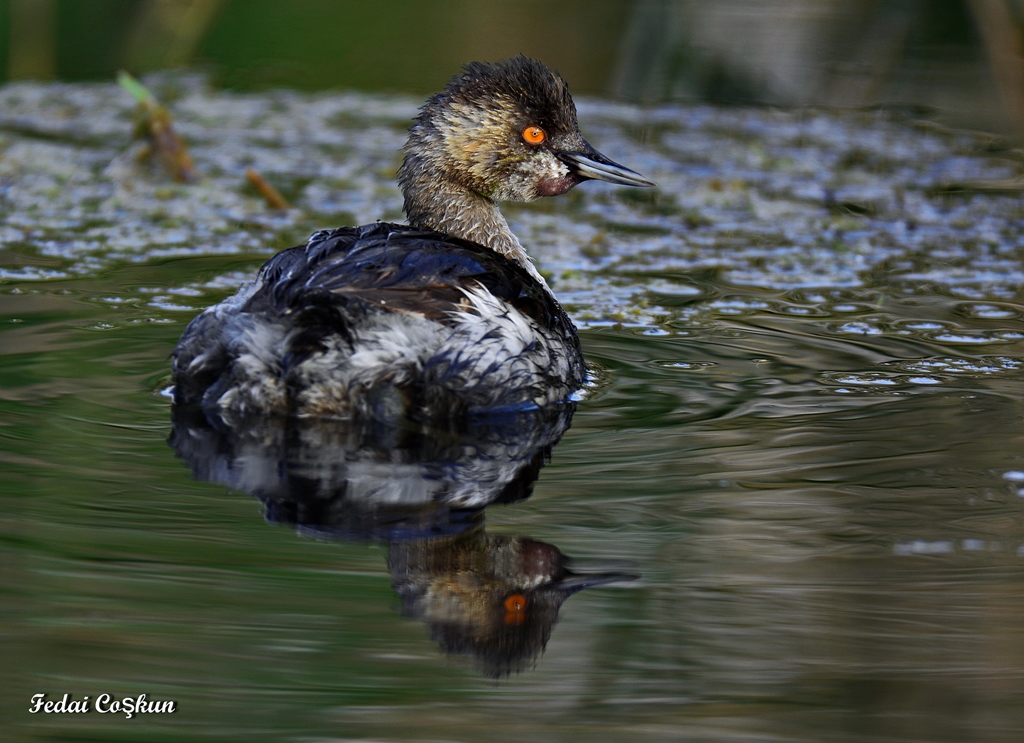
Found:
[169,405,637,676]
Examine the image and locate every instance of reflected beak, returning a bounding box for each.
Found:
[559,146,656,188]
[548,564,634,597]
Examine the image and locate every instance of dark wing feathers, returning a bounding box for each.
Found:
[247,222,569,332]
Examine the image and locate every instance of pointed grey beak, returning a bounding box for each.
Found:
[559,147,655,188]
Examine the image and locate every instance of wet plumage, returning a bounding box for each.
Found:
[171,56,653,422]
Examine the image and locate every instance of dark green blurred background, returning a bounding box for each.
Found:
[2,0,1024,133]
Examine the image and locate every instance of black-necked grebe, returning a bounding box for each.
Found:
[171,56,654,421]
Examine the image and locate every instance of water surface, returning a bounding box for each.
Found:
[3,76,1024,742]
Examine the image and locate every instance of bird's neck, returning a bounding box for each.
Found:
[399,155,548,288]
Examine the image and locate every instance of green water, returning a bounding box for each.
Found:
[3,77,1024,741]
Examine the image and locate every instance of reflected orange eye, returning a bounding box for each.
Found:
[503,597,528,626]
[504,593,528,625]
[504,594,528,612]
[522,126,546,145]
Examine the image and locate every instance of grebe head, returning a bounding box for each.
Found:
[399,56,654,210]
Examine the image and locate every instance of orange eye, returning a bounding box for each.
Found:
[522,126,546,145]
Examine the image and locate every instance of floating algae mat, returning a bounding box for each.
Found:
[3,75,1024,742]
